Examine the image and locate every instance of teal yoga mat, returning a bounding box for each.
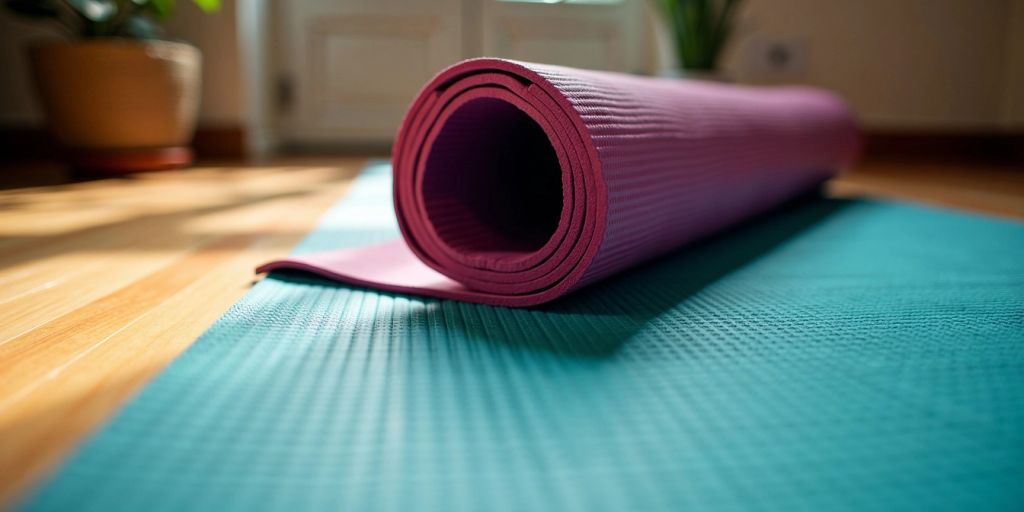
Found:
[22,162,1024,511]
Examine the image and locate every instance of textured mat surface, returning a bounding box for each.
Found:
[24,162,1024,511]
[259,59,859,306]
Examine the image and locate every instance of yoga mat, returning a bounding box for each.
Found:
[22,162,1024,511]
[258,59,860,306]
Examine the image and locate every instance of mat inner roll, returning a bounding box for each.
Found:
[257,58,860,307]
[422,97,563,257]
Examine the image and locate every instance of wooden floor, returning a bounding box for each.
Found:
[0,157,1022,506]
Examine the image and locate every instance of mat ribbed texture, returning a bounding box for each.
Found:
[22,162,1024,511]
[258,59,860,306]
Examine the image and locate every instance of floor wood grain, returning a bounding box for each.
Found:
[0,157,1021,506]
[0,158,365,505]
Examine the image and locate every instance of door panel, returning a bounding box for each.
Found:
[482,0,643,73]
[281,0,462,143]
[277,0,644,146]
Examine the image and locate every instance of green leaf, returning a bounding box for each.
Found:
[192,0,219,13]
[658,0,741,70]
[4,0,59,18]
[145,0,173,18]
[66,0,116,22]
[711,0,742,67]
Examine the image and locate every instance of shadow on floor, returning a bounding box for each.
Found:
[0,165,360,271]
[267,194,854,359]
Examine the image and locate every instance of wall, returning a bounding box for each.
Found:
[1,0,1022,134]
[162,0,245,128]
[0,10,58,126]
[1002,0,1024,129]
[656,0,1023,132]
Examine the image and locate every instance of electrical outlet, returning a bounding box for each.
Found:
[744,37,808,77]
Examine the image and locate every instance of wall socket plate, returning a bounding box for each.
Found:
[743,37,809,78]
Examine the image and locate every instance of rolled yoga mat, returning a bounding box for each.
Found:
[258,58,860,306]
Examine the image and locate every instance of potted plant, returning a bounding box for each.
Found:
[657,0,742,80]
[4,0,220,172]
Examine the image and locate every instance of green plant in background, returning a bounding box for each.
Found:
[3,0,220,39]
[658,0,742,71]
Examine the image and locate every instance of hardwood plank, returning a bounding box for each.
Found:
[1,232,295,500]
[0,158,365,505]
[830,161,1024,219]
[0,165,356,340]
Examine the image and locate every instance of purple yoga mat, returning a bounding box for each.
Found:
[258,58,861,307]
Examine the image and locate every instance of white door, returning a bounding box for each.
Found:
[481,0,645,73]
[275,0,646,147]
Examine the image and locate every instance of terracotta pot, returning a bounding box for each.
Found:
[28,39,201,172]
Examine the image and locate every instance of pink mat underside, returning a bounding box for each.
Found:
[257,58,860,307]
